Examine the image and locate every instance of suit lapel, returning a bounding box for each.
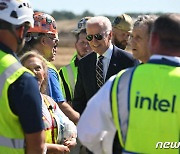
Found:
[106,46,119,81]
[87,52,97,90]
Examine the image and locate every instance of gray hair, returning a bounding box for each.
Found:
[86,16,112,32]
[133,15,158,35]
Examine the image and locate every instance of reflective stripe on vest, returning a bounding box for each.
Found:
[66,63,77,94]
[62,61,77,99]
[43,95,58,144]
[111,64,180,153]
[0,136,24,149]
[0,61,22,97]
[0,52,28,153]
[111,68,134,148]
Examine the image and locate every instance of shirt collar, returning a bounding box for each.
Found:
[150,54,180,64]
[0,42,18,59]
[97,43,113,59]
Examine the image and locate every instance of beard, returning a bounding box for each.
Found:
[113,38,127,50]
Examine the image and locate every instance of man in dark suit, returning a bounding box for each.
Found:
[73,16,139,154]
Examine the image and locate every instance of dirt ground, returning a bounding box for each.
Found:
[52,47,76,70]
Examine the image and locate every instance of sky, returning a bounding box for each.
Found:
[31,0,180,16]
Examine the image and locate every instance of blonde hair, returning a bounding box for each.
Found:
[20,50,48,94]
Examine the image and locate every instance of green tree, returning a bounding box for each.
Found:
[51,11,76,20]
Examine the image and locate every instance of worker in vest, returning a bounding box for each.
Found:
[59,17,92,154]
[77,13,180,154]
[23,12,79,124]
[59,17,92,103]
[0,0,45,153]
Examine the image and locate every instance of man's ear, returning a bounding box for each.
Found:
[148,32,159,54]
[16,26,25,39]
[40,36,47,45]
[109,30,112,40]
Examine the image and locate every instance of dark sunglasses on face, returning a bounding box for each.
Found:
[86,33,104,41]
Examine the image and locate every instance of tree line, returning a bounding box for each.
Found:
[35,9,164,22]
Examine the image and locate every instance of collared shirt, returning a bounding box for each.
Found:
[77,54,180,154]
[150,54,180,63]
[96,43,113,80]
[48,68,65,103]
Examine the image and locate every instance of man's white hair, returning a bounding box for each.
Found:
[86,16,112,32]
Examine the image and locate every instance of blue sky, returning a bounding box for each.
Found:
[31,0,180,16]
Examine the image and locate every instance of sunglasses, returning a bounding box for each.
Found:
[86,33,104,41]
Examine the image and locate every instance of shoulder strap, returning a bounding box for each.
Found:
[111,67,135,148]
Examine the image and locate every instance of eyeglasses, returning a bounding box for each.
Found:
[86,33,104,41]
[45,34,59,42]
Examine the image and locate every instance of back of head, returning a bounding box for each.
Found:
[72,16,92,34]
[27,12,58,39]
[134,15,157,35]
[86,16,112,32]
[112,14,133,32]
[152,13,180,52]
[0,0,34,27]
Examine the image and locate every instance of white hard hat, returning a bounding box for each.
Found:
[72,16,92,34]
[0,0,34,27]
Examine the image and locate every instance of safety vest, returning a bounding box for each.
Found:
[42,95,58,144]
[59,56,77,101]
[0,51,33,153]
[111,63,180,154]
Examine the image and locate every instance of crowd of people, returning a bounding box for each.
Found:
[0,0,180,154]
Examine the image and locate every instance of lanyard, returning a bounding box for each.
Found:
[43,95,56,144]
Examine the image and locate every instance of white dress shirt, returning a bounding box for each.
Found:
[97,43,113,80]
[77,75,116,154]
[77,54,180,154]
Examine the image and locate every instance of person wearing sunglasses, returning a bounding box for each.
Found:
[73,16,139,154]
[59,16,92,154]
[78,13,180,154]
[22,12,80,125]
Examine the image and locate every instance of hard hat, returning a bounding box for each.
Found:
[112,14,133,32]
[0,0,34,27]
[28,12,58,38]
[72,16,91,34]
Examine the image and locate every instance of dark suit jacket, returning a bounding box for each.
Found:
[73,45,139,154]
[73,45,139,114]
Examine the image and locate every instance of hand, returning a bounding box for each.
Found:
[46,143,70,154]
[63,138,77,149]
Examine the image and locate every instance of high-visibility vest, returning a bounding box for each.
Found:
[59,57,77,101]
[42,95,58,144]
[111,63,180,153]
[0,51,33,154]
